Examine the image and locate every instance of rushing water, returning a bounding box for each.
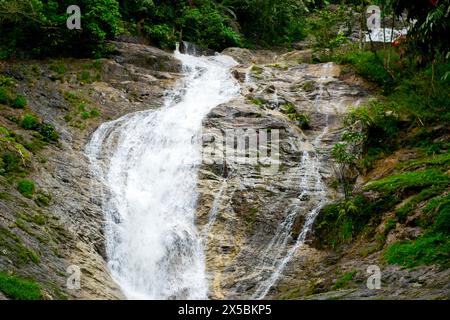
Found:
[86,46,239,299]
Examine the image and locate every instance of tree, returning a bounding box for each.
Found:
[0,0,121,58]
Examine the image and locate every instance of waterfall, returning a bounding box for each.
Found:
[251,64,334,299]
[86,46,240,299]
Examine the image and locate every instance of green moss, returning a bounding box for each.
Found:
[400,151,450,170]
[0,226,40,265]
[0,272,42,300]
[302,81,315,91]
[0,192,10,200]
[395,186,447,221]
[366,169,450,193]
[17,179,35,198]
[250,98,265,106]
[78,70,91,83]
[245,208,258,228]
[384,233,450,268]
[385,192,450,268]
[0,87,12,105]
[92,59,103,70]
[49,63,67,75]
[24,136,47,153]
[35,194,51,207]
[63,91,80,104]
[78,103,87,112]
[282,103,310,129]
[251,65,263,75]
[332,271,356,290]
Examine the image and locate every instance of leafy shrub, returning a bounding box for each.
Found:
[0,75,15,87]
[226,0,306,46]
[143,23,177,50]
[17,179,35,198]
[11,95,27,109]
[38,124,59,142]
[0,272,42,300]
[89,109,100,117]
[1,153,21,174]
[313,194,399,249]
[178,6,242,51]
[282,103,310,129]
[35,193,51,207]
[21,114,39,130]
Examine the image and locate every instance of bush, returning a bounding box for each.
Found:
[35,193,51,207]
[226,0,306,46]
[21,114,39,130]
[1,152,21,174]
[38,124,59,142]
[11,95,27,109]
[282,103,310,129]
[313,194,400,249]
[143,23,177,50]
[81,111,90,120]
[89,109,100,117]
[178,6,242,51]
[17,179,35,198]
[0,272,42,300]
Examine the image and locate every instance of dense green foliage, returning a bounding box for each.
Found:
[0,0,312,56]
[0,272,42,300]
[17,179,35,198]
[0,0,121,58]
[1,0,449,57]
[314,193,401,249]
[320,0,449,268]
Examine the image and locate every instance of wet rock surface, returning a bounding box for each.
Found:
[0,41,181,299]
[196,51,370,299]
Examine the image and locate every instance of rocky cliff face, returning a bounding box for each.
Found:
[196,48,369,299]
[0,42,181,299]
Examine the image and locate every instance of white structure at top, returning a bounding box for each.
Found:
[365,27,408,43]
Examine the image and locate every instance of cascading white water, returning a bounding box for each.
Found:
[86,46,240,299]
